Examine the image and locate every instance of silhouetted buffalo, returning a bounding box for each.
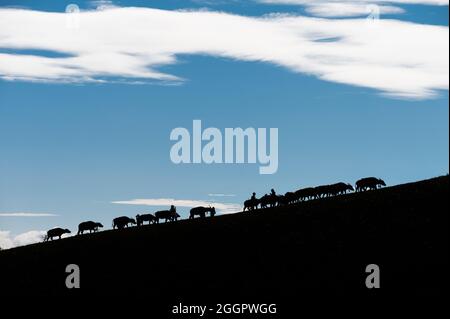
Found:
[260,193,279,208]
[45,228,70,241]
[189,206,216,219]
[276,194,287,206]
[155,210,180,223]
[295,187,315,201]
[284,192,298,204]
[136,213,156,226]
[356,177,386,192]
[77,221,103,235]
[112,216,136,230]
[329,182,354,196]
[314,185,332,199]
[259,194,270,208]
[243,198,259,211]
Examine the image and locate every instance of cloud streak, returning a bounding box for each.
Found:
[89,0,118,10]
[258,0,449,6]
[258,0,448,17]
[304,2,405,17]
[112,198,242,214]
[0,6,448,98]
[0,212,58,217]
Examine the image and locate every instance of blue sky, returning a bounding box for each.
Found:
[0,0,448,247]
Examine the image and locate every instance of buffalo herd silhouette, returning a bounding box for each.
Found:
[244,177,386,211]
[43,177,385,241]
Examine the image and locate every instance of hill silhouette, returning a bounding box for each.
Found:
[0,176,448,301]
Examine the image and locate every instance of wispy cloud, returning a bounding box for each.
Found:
[190,0,238,5]
[89,0,119,10]
[0,6,448,98]
[257,0,449,6]
[0,230,46,249]
[304,2,405,17]
[112,198,242,214]
[0,212,58,217]
[257,0,447,18]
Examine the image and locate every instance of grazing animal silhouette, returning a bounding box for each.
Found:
[239,178,380,212]
[329,182,354,196]
[270,193,280,207]
[155,210,180,223]
[356,177,386,192]
[295,187,315,201]
[259,194,270,208]
[276,194,287,206]
[189,206,216,219]
[77,221,103,235]
[45,228,70,241]
[243,198,259,211]
[136,213,157,226]
[314,185,331,199]
[244,192,259,211]
[284,192,299,204]
[112,216,136,230]
[260,193,279,208]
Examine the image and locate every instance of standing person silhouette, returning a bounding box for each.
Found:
[169,205,177,222]
[270,189,277,207]
[250,192,258,210]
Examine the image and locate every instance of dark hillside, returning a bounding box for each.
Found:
[0,176,448,300]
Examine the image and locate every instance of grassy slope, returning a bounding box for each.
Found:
[0,176,448,297]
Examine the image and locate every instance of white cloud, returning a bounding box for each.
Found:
[0,212,58,217]
[112,198,242,214]
[12,230,47,246]
[258,0,449,6]
[304,2,405,17]
[258,0,447,18]
[89,0,118,10]
[0,230,46,249]
[0,7,448,98]
[0,231,14,249]
[191,0,240,5]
